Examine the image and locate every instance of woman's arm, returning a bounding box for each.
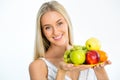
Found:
[94,67,109,80]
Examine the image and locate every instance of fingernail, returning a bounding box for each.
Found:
[68,64,73,67]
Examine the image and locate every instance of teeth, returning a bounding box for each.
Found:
[53,35,62,40]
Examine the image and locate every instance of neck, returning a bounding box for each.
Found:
[45,44,67,59]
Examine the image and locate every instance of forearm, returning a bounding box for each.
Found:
[94,68,109,80]
[56,69,66,80]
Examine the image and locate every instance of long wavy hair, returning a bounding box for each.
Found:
[34,1,73,60]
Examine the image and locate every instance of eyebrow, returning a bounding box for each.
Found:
[42,18,62,28]
[56,18,62,23]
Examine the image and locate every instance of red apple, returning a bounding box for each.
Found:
[86,50,100,64]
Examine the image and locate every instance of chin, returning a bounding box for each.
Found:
[54,40,67,47]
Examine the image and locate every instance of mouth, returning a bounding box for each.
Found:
[53,34,63,40]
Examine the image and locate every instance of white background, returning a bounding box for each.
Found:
[0,0,120,80]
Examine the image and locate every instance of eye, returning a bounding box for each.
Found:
[45,26,51,30]
[57,22,63,26]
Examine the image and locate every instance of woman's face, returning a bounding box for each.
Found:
[41,11,69,46]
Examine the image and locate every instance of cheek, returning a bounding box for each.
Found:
[64,26,69,35]
[62,23,68,32]
[44,32,50,37]
[43,30,52,39]
[62,27,69,40]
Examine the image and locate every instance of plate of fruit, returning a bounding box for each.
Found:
[64,37,108,66]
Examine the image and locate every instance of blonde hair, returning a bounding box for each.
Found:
[34,1,73,60]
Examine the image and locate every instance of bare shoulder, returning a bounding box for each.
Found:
[29,59,47,80]
[29,59,46,67]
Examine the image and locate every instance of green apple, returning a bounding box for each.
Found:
[85,37,101,50]
[64,45,87,65]
[70,49,86,65]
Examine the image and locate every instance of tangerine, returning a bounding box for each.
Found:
[96,50,108,62]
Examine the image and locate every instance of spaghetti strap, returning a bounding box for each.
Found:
[40,58,72,80]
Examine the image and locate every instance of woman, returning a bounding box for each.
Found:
[29,1,111,80]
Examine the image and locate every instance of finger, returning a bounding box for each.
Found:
[93,64,101,69]
[93,60,111,69]
[100,63,104,67]
[67,63,74,67]
[64,64,74,70]
[105,60,112,65]
[101,60,111,67]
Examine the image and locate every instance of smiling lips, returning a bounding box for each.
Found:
[53,34,63,40]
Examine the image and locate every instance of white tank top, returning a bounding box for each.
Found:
[40,58,97,80]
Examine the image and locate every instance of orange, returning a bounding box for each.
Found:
[96,50,108,62]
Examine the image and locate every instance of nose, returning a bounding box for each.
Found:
[53,27,60,36]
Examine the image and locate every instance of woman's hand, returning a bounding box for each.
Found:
[93,60,111,69]
[59,61,91,72]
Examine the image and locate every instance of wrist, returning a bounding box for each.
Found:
[58,68,66,74]
[94,68,109,80]
[56,69,66,80]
